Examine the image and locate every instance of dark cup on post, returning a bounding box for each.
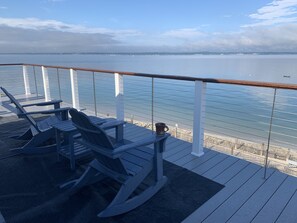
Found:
[155,122,169,136]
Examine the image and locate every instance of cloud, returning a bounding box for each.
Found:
[0,26,121,53]
[1,17,297,53]
[0,17,144,53]
[243,0,297,27]
[0,6,7,9]
[162,28,205,39]
[47,0,66,2]
[186,24,297,52]
[0,17,141,38]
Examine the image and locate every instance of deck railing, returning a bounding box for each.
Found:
[1,63,297,177]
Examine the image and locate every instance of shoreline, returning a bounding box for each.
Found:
[127,116,297,177]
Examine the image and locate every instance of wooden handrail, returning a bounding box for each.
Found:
[1,63,297,90]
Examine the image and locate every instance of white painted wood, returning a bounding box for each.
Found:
[41,66,51,101]
[70,69,80,109]
[228,171,287,223]
[115,73,124,121]
[191,81,206,157]
[253,176,297,223]
[22,65,31,95]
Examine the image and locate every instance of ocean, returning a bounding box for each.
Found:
[0,53,297,149]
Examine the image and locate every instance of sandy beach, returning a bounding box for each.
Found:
[126,116,297,177]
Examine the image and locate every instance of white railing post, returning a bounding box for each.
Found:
[41,66,51,101]
[22,65,31,95]
[115,73,124,120]
[70,69,80,110]
[192,81,206,157]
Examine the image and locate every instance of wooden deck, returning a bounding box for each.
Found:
[1,95,297,223]
[121,124,297,223]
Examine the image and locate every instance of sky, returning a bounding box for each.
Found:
[1,0,297,53]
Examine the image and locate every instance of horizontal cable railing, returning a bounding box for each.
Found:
[0,65,24,95]
[3,63,296,89]
[1,63,297,177]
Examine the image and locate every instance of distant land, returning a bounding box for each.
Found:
[1,52,297,55]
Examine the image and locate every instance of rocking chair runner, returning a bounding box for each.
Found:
[62,109,170,217]
[0,86,70,154]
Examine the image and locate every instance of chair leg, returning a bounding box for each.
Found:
[11,129,56,154]
[11,128,33,140]
[98,164,167,217]
[101,176,167,218]
[61,164,105,195]
[11,144,57,154]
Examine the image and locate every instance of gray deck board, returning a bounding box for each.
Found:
[202,156,239,180]
[251,176,297,223]
[227,171,287,223]
[202,168,275,223]
[124,123,297,223]
[183,163,262,222]
[164,137,183,148]
[165,144,192,162]
[123,125,151,139]
[192,153,229,175]
[276,190,297,223]
[213,159,250,184]
[174,148,212,166]
[164,140,191,158]
[182,150,218,169]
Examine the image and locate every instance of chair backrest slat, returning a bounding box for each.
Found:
[69,109,128,175]
[0,87,39,131]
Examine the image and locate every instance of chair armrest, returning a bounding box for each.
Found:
[88,116,109,125]
[18,107,70,117]
[75,138,115,158]
[77,134,170,159]
[112,133,170,157]
[100,120,126,130]
[22,100,62,108]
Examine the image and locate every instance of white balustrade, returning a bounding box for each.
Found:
[70,69,80,110]
[22,65,31,95]
[41,66,51,101]
[191,81,206,157]
[115,73,124,121]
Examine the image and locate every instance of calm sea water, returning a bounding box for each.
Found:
[1,53,297,82]
[1,53,297,149]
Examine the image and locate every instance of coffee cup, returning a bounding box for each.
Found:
[155,122,169,135]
